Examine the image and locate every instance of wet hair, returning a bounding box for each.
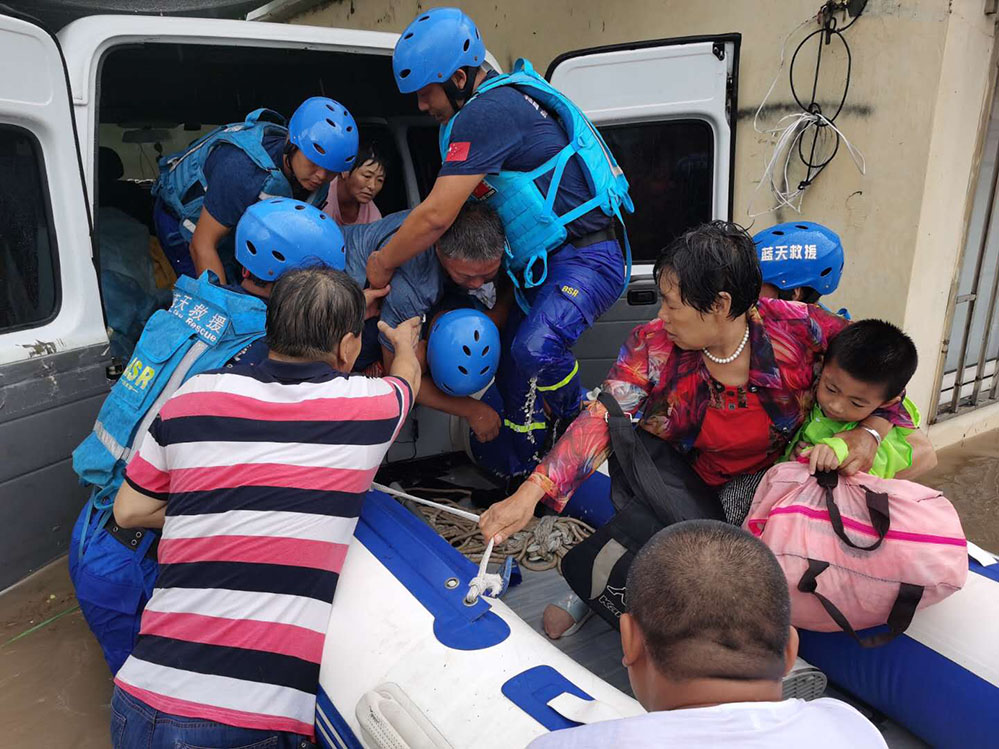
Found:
[266,266,364,360]
[349,142,389,178]
[436,202,506,263]
[825,319,918,400]
[653,220,762,319]
[626,519,790,682]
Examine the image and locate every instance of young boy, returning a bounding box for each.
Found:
[528,520,887,748]
[792,319,921,478]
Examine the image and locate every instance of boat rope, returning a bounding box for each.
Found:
[464,538,504,605]
[375,483,594,595]
[372,482,481,522]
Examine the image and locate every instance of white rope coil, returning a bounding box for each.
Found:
[372,482,594,602]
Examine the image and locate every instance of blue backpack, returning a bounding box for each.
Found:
[152,109,322,242]
[440,59,635,301]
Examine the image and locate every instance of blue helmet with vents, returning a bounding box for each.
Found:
[235,198,345,281]
[393,7,486,94]
[752,221,844,296]
[288,97,358,173]
[428,308,500,396]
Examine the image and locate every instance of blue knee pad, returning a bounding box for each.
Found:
[69,500,159,674]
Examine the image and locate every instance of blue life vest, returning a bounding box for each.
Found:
[152,109,325,242]
[439,59,635,297]
[72,272,267,508]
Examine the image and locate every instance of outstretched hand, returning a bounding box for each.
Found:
[806,443,841,474]
[466,399,502,442]
[362,285,390,320]
[479,480,546,544]
[377,316,421,356]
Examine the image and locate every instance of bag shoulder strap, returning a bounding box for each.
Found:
[798,558,923,647]
[597,391,672,509]
[816,471,890,551]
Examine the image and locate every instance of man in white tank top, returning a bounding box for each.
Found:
[528,520,887,748]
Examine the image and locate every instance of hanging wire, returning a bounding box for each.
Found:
[749,1,866,218]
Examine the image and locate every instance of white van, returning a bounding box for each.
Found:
[0,9,738,588]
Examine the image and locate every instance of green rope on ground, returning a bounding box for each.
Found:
[1,604,80,649]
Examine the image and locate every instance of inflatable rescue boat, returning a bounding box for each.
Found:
[317,472,999,748]
[315,487,642,748]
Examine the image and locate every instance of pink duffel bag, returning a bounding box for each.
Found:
[744,462,968,646]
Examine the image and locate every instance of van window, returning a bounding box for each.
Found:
[600,120,714,264]
[0,126,59,331]
[407,126,443,201]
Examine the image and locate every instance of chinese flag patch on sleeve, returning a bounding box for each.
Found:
[445,141,471,162]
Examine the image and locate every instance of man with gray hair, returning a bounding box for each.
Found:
[344,201,508,442]
[109,266,420,748]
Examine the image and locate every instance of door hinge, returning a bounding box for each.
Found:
[712,42,725,61]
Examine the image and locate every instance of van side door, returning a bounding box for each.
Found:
[0,12,109,589]
[548,36,740,386]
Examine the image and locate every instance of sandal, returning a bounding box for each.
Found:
[542,592,593,639]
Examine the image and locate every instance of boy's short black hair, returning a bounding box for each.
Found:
[266,266,364,360]
[626,519,790,682]
[653,220,762,319]
[349,142,389,178]
[825,319,918,400]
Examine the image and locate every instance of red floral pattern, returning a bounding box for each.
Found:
[531,298,913,510]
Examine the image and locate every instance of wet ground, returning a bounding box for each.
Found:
[920,429,999,550]
[1,430,996,748]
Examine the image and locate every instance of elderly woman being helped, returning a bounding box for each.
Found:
[480,221,922,638]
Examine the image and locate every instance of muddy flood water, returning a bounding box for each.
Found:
[1,431,997,748]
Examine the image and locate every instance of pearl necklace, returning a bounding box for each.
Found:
[702,325,750,365]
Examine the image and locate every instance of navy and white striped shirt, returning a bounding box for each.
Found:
[116,358,411,736]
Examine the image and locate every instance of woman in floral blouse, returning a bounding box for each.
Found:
[480,220,919,638]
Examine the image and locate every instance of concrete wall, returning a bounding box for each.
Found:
[291,0,997,439]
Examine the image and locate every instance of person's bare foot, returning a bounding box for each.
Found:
[543,603,577,639]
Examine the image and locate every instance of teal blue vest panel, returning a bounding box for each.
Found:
[152,109,295,242]
[439,59,634,293]
[72,273,267,495]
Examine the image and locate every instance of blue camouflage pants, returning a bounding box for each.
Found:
[474,237,625,478]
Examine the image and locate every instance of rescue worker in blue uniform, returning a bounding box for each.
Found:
[153,96,357,284]
[69,198,348,674]
[753,221,850,317]
[368,7,634,478]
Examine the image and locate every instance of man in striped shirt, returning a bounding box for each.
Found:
[109,266,421,748]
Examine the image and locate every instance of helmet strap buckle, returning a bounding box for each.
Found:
[443,66,480,113]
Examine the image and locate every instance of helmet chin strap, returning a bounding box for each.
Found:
[442,66,480,113]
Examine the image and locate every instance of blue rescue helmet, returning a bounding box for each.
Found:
[428,309,500,396]
[288,97,359,173]
[752,221,844,296]
[235,198,346,280]
[393,7,486,94]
